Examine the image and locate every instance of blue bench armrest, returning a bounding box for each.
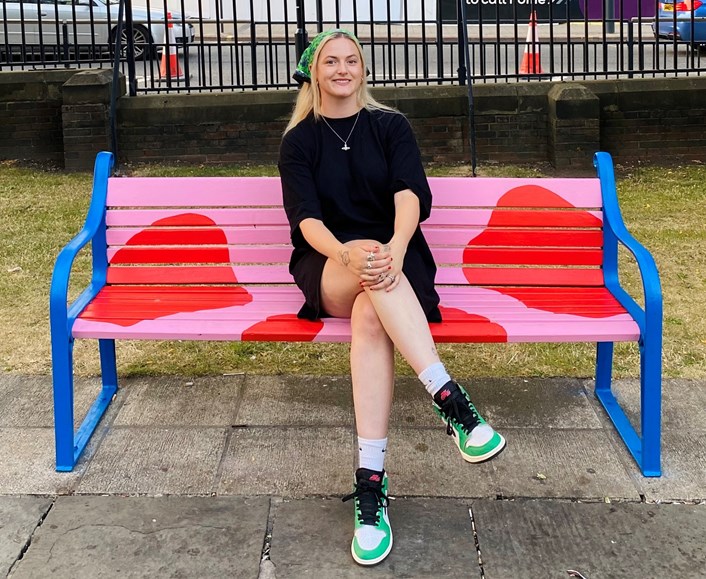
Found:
[594,152,663,340]
[50,152,114,337]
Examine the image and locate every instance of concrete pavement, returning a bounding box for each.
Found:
[1,373,705,577]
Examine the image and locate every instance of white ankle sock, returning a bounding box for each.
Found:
[418,362,451,397]
[358,437,388,472]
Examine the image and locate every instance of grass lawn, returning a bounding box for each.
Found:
[1,159,704,379]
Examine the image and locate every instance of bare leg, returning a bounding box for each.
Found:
[350,292,395,439]
[320,254,394,440]
[320,239,441,376]
[361,274,441,375]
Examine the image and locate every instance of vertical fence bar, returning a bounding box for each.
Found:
[456,0,466,85]
[295,0,307,60]
[125,0,137,96]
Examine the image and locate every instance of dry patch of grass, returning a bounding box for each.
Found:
[1,160,704,379]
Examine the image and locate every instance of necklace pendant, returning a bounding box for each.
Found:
[341,144,350,151]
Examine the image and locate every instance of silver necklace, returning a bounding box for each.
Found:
[321,110,361,151]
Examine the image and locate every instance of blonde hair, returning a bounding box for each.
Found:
[284,32,393,134]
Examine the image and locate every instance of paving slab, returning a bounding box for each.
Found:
[0,429,83,495]
[236,375,354,426]
[389,376,603,429]
[77,427,226,495]
[614,429,706,502]
[0,374,105,429]
[460,377,604,430]
[113,375,244,426]
[388,376,443,428]
[585,378,706,431]
[0,497,53,577]
[11,496,269,579]
[385,426,499,498]
[218,426,355,497]
[269,497,479,577]
[472,499,706,579]
[492,429,640,500]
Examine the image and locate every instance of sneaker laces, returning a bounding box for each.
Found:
[438,385,481,437]
[342,478,388,526]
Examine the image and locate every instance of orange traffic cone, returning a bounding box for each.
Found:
[519,11,543,76]
[159,12,185,82]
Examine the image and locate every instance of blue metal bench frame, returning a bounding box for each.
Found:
[49,151,663,475]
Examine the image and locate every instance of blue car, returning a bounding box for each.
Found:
[653,0,706,46]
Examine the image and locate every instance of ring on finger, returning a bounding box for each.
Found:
[366,252,375,262]
[388,274,396,283]
[378,273,386,281]
[366,262,372,270]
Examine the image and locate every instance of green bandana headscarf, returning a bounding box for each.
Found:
[293,28,363,85]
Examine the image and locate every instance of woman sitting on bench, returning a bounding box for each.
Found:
[278,29,506,567]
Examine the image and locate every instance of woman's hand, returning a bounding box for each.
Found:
[363,240,405,292]
[381,239,407,292]
[342,244,393,289]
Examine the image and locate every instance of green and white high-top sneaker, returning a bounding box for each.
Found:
[433,380,506,463]
[341,468,392,566]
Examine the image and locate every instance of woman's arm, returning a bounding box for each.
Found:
[380,189,420,291]
[391,189,420,250]
[299,218,351,266]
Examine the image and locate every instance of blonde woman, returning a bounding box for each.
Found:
[278,29,506,566]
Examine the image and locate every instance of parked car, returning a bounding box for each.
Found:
[0,0,195,60]
[653,0,706,47]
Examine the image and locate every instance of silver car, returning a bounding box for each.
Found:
[0,0,195,60]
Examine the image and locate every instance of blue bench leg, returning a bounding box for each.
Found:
[594,341,661,477]
[71,339,118,469]
[52,336,76,472]
[640,335,662,477]
[52,338,118,472]
[595,341,614,395]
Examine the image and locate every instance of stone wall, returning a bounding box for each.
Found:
[2,69,706,170]
[0,70,76,164]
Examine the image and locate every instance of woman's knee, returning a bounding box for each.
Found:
[351,292,387,339]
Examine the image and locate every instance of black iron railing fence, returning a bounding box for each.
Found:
[1,0,704,93]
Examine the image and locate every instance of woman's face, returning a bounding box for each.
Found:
[315,37,364,105]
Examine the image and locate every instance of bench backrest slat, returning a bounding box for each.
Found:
[106,176,603,209]
[106,207,602,229]
[106,245,603,267]
[105,226,602,248]
[104,176,606,288]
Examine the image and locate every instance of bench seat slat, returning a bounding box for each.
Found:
[105,265,604,286]
[80,294,628,319]
[85,285,624,305]
[73,286,639,342]
[75,284,636,343]
[73,317,638,343]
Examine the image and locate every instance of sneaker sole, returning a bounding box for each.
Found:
[456,432,507,464]
[351,533,393,566]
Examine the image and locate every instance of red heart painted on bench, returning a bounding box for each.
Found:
[431,306,508,343]
[462,185,613,319]
[100,214,252,326]
[242,313,324,341]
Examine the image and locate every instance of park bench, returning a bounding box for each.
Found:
[50,150,663,476]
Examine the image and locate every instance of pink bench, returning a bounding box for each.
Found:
[50,151,663,475]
